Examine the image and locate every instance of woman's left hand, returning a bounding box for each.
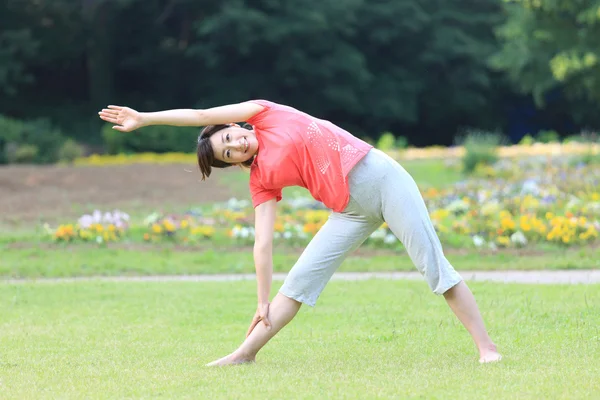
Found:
[246,302,271,337]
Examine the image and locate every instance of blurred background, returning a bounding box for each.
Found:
[1,0,599,164]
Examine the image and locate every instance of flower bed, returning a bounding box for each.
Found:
[71,142,599,166]
[47,155,599,250]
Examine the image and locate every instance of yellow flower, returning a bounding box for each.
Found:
[545,212,554,220]
[152,224,163,234]
[496,236,510,247]
[592,193,600,201]
[431,209,450,220]
[180,220,189,229]
[191,226,215,238]
[562,235,571,244]
[163,220,176,232]
[501,217,516,230]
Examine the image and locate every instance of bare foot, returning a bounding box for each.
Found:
[205,352,255,367]
[479,344,502,364]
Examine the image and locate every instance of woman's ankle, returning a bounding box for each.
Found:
[232,348,256,362]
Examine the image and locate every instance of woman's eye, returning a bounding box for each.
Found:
[226,134,230,141]
[226,150,230,158]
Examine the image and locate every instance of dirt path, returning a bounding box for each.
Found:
[0,163,241,224]
[3,270,600,285]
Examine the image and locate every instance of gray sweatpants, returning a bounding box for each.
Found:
[279,148,463,307]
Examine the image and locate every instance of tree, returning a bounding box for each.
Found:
[491,0,600,106]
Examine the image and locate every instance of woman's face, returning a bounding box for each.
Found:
[209,126,259,164]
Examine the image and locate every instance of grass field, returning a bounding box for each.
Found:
[1,280,599,399]
[2,153,600,398]
[2,244,599,278]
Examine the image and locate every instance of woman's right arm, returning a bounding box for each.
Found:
[253,198,277,305]
[98,102,264,132]
[245,198,277,336]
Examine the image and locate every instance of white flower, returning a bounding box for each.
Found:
[510,231,528,247]
[283,231,292,240]
[102,212,114,224]
[370,228,387,240]
[472,235,485,247]
[92,210,102,223]
[78,215,93,229]
[384,234,397,244]
[240,227,250,238]
[144,212,160,226]
[446,199,469,215]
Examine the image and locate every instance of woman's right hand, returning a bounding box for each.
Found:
[246,302,271,337]
[98,105,144,132]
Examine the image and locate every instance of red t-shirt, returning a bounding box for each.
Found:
[245,100,372,212]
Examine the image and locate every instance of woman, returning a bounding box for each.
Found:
[98,100,502,365]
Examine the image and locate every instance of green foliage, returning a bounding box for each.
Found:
[1,0,510,149]
[0,115,66,164]
[491,0,600,106]
[536,129,560,143]
[562,131,599,144]
[376,132,396,151]
[102,124,126,155]
[12,144,39,164]
[395,136,409,149]
[376,132,409,151]
[579,151,600,166]
[58,138,85,164]
[102,124,199,154]
[457,129,504,173]
[519,134,535,146]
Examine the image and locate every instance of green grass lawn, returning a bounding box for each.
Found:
[217,157,464,198]
[1,280,598,399]
[1,244,599,278]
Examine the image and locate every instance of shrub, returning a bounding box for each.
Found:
[536,129,560,143]
[59,138,85,164]
[13,144,39,163]
[376,132,396,151]
[519,134,535,146]
[395,136,409,149]
[101,123,199,154]
[457,129,505,174]
[102,124,126,155]
[0,115,66,164]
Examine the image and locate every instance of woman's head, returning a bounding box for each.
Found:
[196,123,259,180]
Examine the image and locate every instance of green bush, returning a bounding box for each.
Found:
[59,138,85,164]
[536,130,560,143]
[563,131,599,144]
[102,123,199,154]
[519,134,535,146]
[0,115,66,164]
[395,136,409,149]
[102,125,126,155]
[457,129,505,174]
[13,144,40,163]
[376,132,396,151]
